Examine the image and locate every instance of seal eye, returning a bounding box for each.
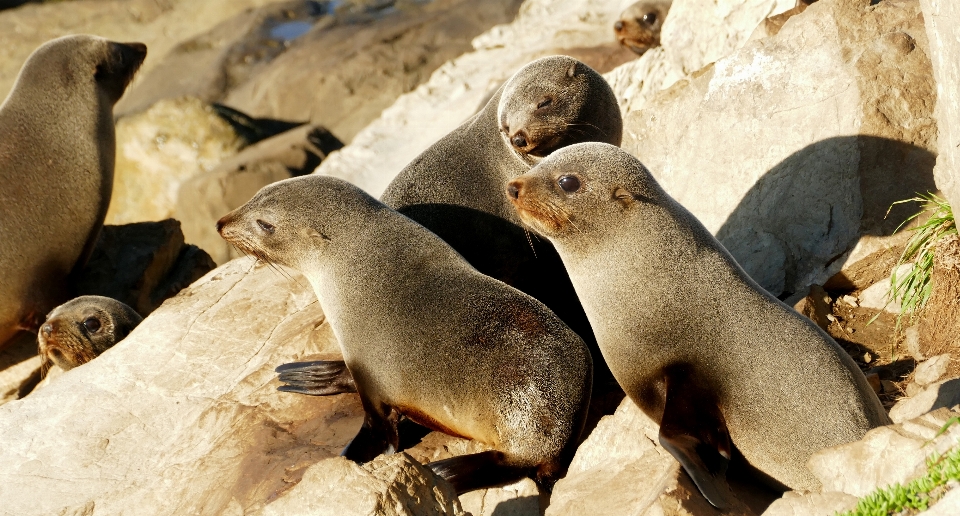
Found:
[537,97,553,110]
[511,134,528,149]
[256,219,275,234]
[558,175,581,193]
[642,12,657,25]
[83,317,101,333]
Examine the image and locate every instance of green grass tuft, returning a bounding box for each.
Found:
[871,193,956,331]
[838,438,960,516]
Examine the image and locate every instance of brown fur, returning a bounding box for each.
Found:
[0,35,145,348]
[218,175,592,489]
[39,295,142,373]
[508,142,890,491]
[614,0,672,56]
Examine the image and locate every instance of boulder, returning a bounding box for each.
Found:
[0,258,367,515]
[105,97,248,225]
[919,0,960,212]
[175,125,344,264]
[889,378,960,424]
[0,0,293,101]
[808,407,960,498]
[922,487,960,516]
[258,453,465,516]
[624,0,937,297]
[224,0,526,143]
[760,491,857,516]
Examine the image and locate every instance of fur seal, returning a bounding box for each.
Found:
[39,295,142,372]
[0,35,146,348]
[506,142,890,507]
[614,1,672,55]
[217,175,592,493]
[281,56,623,396]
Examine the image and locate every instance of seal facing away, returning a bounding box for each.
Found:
[39,295,142,373]
[614,1,672,55]
[217,175,592,493]
[0,35,146,348]
[507,142,890,507]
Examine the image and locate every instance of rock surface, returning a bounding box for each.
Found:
[0,0,292,101]
[258,453,465,516]
[920,0,960,212]
[889,378,960,424]
[0,258,365,515]
[625,0,937,297]
[106,97,248,225]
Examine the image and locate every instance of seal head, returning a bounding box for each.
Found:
[39,295,142,372]
[614,0,672,56]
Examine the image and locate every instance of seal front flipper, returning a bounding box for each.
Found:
[342,407,400,463]
[658,364,736,510]
[427,451,531,494]
[275,359,357,395]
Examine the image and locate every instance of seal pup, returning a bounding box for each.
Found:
[39,296,142,373]
[281,56,623,396]
[614,1,672,55]
[0,35,146,348]
[506,143,890,507]
[217,175,592,493]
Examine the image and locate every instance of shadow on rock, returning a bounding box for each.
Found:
[715,135,935,299]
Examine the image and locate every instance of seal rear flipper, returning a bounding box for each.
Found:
[658,365,736,510]
[275,359,357,395]
[427,451,531,494]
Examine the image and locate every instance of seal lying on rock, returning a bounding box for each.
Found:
[506,142,890,507]
[39,296,142,373]
[0,35,146,348]
[614,0,672,55]
[281,56,622,396]
[217,175,592,493]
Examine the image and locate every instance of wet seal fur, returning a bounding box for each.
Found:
[507,142,890,507]
[614,0,672,55]
[39,295,142,373]
[0,35,146,348]
[217,175,592,493]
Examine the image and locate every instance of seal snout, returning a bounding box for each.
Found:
[40,321,56,338]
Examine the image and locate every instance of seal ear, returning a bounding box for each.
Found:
[566,61,579,78]
[306,227,332,242]
[613,187,637,207]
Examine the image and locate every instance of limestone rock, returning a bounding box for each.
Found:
[920,0,960,212]
[73,219,215,316]
[889,378,960,424]
[915,355,952,387]
[546,397,760,516]
[224,0,526,143]
[0,257,367,515]
[176,125,344,264]
[857,264,914,314]
[921,486,960,516]
[625,0,937,296]
[760,491,857,516]
[106,97,247,225]
[808,407,960,498]
[259,453,464,516]
[0,0,293,101]
[458,478,541,516]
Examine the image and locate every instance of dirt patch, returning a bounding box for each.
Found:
[918,235,960,377]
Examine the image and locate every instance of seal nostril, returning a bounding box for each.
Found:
[507,182,521,200]
[511,134,528,149]
[614,20,624,31]
[215,217,227,233]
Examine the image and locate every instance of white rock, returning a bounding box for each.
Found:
[761,491,857,516]
[808,407,960,498]
[916,355,952,387]
[459,478,541,516]
[858,264,914,314]
[889,378,960,424]
[626,0,936,296]
[258,454,464,516]
[919,0,960,212]
[0,258,366,515]
[920,486,960,516]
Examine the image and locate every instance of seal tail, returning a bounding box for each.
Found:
[275,360,357,395]
[427,451,532,494]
